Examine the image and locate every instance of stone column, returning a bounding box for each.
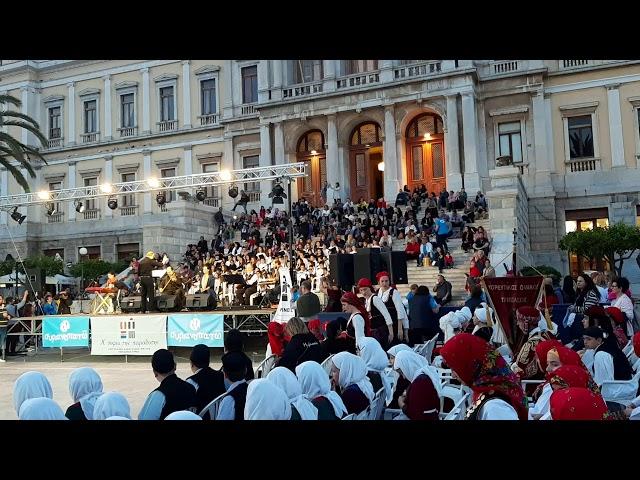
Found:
[103,155,113,217]
[0,168,7,224]
[274,121,285,165]
[532,90,553,194]
[223,60,234,120]
[259,122,272,199]
[544,93,555,173]
[67,82,76,145]
[103,75,112,140]
[607,84,625,168]
[182,60,192,129]
[143,149,152,214]
[322,60,336,93]
[21,87,29,145]
[461,91,480,191]
[257,60,269,103]
[445,94,462,192]
[326,114,339,191]
[271,60,283,101]
[383,105,399,200]
[68,161,77,221]
[141,68,150,134]
[183,144,193,176]
[380,60,394,83]
[222,134,235,210]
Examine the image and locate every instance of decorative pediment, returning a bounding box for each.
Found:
[154,157,180,169]
[194,65,221,75]
[154,74,178,83]
[43,94,65,103]
[559,101,599,117]
[115,81,138,90]
[489,105,529,117]
[116,163,140,174]
[43,173,65,183]
[78,88,100,97]
[78,168,102,178]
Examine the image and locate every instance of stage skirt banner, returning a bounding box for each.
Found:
[42,316,90,348]
[273,266,295,323]
[167,314,224,347]
[90,315,167,355]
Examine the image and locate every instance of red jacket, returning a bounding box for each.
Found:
[405,242,420,255]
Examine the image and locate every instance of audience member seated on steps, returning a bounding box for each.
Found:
[461,226,476,253]
[217,352,250,421]
[93,392,131,420]
[393,350,441,420]
[404,237,420,260]
[138,349,198,420]
[330,351,375,415]
[186,344,226,418]
[244,379,292,420]
[19,397,67,420]
[416,237,433,267]
[357,337,393,404]
[224,328,254,381]
[433,274,452,306]
[66,367,104,420]
[296,361,347,420]
[277,317,327,372]
[13,371,54,418]
[266,367,318,420]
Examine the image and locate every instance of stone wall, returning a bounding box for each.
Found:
[528,196,563,269]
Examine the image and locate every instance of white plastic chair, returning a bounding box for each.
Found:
[412,343,426,354]
[421,333,440,363]
[369,388,386,420]
[622,340,633,356]
[199,392,227,419]
[443,392,470,420]
[342,413,356,420]
[355,407,371,420]
[383,408,402,420]
[600,369,640,406]
[255,354,278,379]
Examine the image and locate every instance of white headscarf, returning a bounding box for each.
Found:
[439,307,472,342]
[387,344,412,358]
[165,411,202,420]
[19,398,67,420]
[331,352,375,403]
[244,379,292,420]
[266,367,318,420]
[93,392,131,420]
[13,371,53,416]
[358,337,393,402]
[69,367,103,420]
[295,361,347,418]
[393,350,442,397]
[106,416,131,420]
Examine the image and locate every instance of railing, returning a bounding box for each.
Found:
[199,114,219,126]
[241,104,257,115]
[160,203,168,212]
[47,137,63,149]
[80,132,99,143]
[248,191,261,203]
[157,120,178,132]
[492,60,519,74]
[561,60,590,69]
[118,126,137,137]
[83,209,99,220]
[204,197,220,207]
[393,61,441,80]
[120,205,138,216]
[566,158,601,172]
[283,82,323,99]
[47,212,64,223]
[336,71,380,89]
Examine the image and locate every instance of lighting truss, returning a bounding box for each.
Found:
[0,163,307,210]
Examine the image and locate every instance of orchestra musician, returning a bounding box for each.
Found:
[197,264,217,308]
[158,266,186,311]
[105,270,130,312]
[236,264,259,306]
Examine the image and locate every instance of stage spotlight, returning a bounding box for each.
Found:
[74,200,85,213]
[45,203,57,216]
[220,170,232,181]
[156,193,166,206]
[37,190,51,200]
[100,183,113,193]
[147,178,160,188]
[107,198,118,210]
[228,185,238,198]
[11,207,26,225]
[268,182,287,205]
[195,189,206,202]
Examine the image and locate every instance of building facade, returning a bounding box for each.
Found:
[1,59,639,283]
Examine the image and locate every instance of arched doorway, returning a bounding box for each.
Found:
[296,130,326,206]
[405,113,446,194]
[349,122,384,202]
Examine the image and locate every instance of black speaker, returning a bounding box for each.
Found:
[186,293,210,310]
[121,296,142,313]
[390,251,408,284]
[157,294,178,311]
[329,254,354,289]
[354,249,392,284]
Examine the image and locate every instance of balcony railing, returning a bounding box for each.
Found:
[241,104,257,116]
[492,60,519,74]
[47,137,63,149]
[47,212,64,223]
[336,71,380,89]
[83,209,100,220]
[157,120,178,132]
[199,114,219,126]
[120,205,138,216]
[283,82,323,99]
[248,191,261,203]
[160,203,168,212]
[203,197,220,207]
[566,158,601,172]
[118,126,137,137]
[81,132,99,143]
[393,61,442,80]
[561,60,590,70]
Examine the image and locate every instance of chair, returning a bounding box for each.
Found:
[412,343,426,354]
[443,392,470,420]
[355,407,371,420]
[255,354,278,379]
[199,392,227,420]
[369,388,386,420]
[321,354,335,378]
[439,384,467,418]
[600,370,640,406]
[342,413,356,420]
[383,408,403,420]
[421,333,440,363]
[622,340,633,356]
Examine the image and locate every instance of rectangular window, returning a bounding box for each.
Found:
[241,66,258,104]
[84,177,98,210]
[201,79,216,115]
[356,153,366,187]
[116,243,140,261]
[160,86,175,121]
[49,107,61,139]
[121,93,135,128]
[43,248,64,260]
[432,142,444,178]
[121,172,136,207]
[202,162,220,200]
[411,145,423,180]
[49,181,63,216]
[161,168,176,202]
[242,155,260,191]
[294,60,323,83]
[346,60,379,75]
[80,246,101,260]
[568,115,594,159]
[498,121,523,163]
[84,100,97,133]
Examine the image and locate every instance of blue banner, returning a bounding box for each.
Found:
[42,316,90,348]
[167,314,224,347]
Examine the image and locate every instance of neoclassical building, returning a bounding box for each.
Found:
[1,60,639,283]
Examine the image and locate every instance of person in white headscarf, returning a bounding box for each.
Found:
[438,306,472,343]
[66,367,103,420]
[387,344,413,367]
[358,337,393,404]
[295,361,347,420]
[266,367,318,420]
[331,351,374,415]
[13,371,54,417]
[19,398,67,420]
[93,392,131,420]
[393,350,442,420]
[244,379,292,420]
[165,411,202,420]
[106,416,130,420]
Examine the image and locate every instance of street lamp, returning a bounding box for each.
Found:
[282,176,296,286]
[79,247,88,312]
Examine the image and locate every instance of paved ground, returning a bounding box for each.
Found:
[0,336,269,420]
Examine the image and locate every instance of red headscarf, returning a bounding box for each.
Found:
[605,307,625,325]
[546,346,600,394]
[634,332,640,357]
[357,278,374,291]
[549,365,590,389]
[535,339,563,372]
[267,322,286,357]
[440,333,528,420]
[340,292,371,336]
[375,271,390,284]
[550,387,608,420]
[307,319,325,342]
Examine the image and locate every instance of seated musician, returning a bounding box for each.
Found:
[158,266,186,311]
[236,265,259,306]
[197,264,217,308]
[105,271,130,311]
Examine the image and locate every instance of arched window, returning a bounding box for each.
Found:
[406,113,444,138]
[297,130,325,153]
[350,122,382,146]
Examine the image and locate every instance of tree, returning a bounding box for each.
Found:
[68,260,129,284]
[559,222,640,277]
[520,265,562,283]
[0,94,48,192]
